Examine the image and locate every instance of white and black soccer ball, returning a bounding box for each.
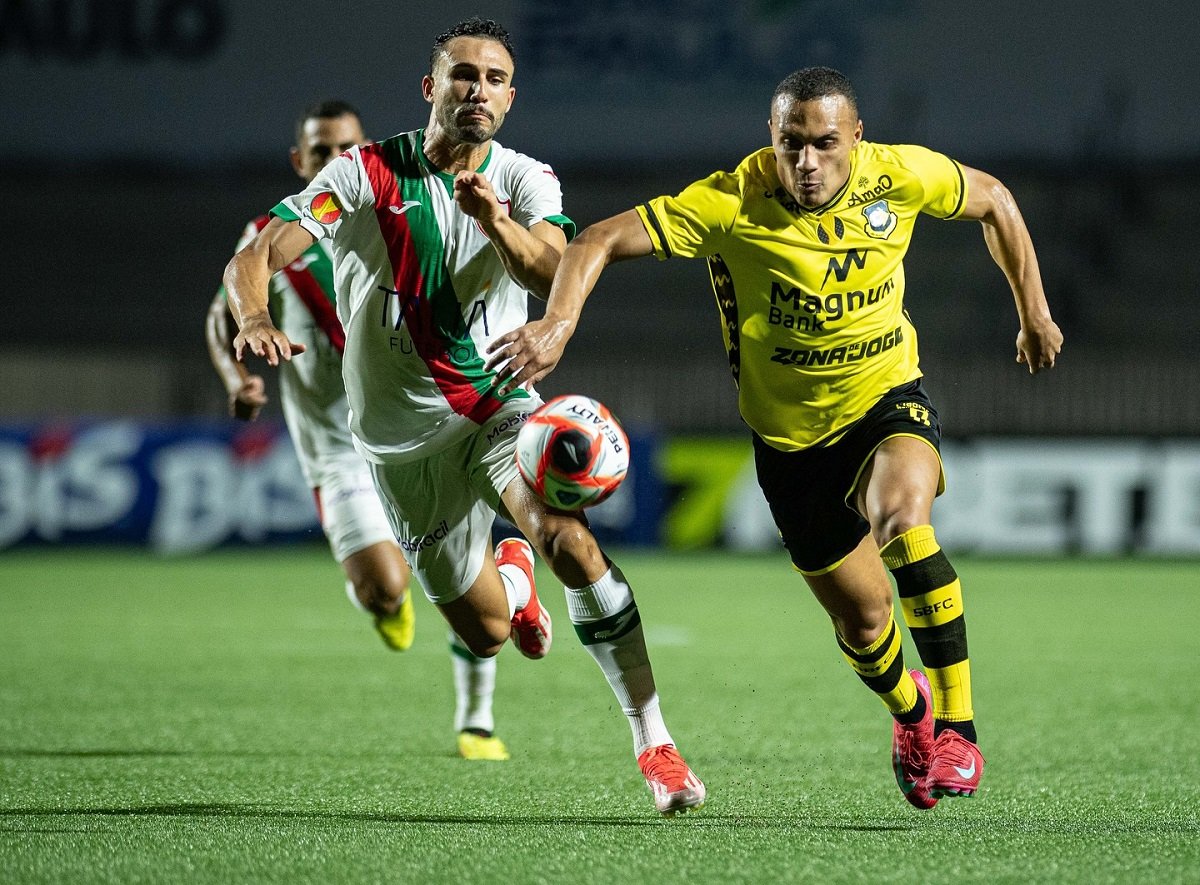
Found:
[515,394,630,510]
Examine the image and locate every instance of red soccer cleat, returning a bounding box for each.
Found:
[927,728,985,798]
[497,538,551,659]
[637,744,706,817]
[893,669,938,810]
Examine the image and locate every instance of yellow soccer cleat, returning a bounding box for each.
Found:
[457,731,510,761]
[374,592,415,651]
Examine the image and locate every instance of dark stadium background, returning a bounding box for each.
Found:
[1,0,1196,553]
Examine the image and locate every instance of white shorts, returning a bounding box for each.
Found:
[368,399,537,605]
[314,451,397,563]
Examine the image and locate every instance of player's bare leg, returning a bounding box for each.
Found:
[500,478,705,816]
[805,535,934,806]
[854,436,941,550]
[857,435,983,798]
[803,534,893,648]
[344,540,510,759]
[438,551,537,659]
[343,541,415,651]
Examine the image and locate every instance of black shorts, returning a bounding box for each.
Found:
[752,379,944,575]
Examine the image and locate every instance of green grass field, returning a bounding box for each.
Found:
[1,548,1197,884]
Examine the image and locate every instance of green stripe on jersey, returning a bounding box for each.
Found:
[303,244,336,309]
[382,132,526,404]
[270,202,300,222]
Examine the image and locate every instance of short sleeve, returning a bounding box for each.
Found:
[509,160,576,240]
[636,170,742,260]
[890,144,968,220]
[271,148,368,240]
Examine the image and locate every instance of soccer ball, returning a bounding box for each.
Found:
[515,395,630,510]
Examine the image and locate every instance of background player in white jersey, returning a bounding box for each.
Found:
[489,66,1063,809]
[207,99,509,761]
[222,19,705,816]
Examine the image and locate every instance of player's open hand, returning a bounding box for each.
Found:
[486,318,573,395]
[1016,319,1063,375]
[230,375,268,421]
[453,171,504,225]
[234,316,306,367]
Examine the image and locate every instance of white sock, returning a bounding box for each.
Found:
[449,630,497,734]
[497,554,532,620]
[565,563,672,756]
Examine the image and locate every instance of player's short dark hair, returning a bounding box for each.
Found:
[430,17,515,72]
[773,66,858,116]
[295,99,361,144]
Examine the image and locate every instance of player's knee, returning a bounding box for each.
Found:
[463,638,503,659]
[456,626,505,659]
[350,568,409,618]
[836,602,894,649]
[530,515,605,586]
[872,508,927,549]
[349,577,387,616]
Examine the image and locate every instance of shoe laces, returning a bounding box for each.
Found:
[639,745,689,787]
[933,730,975,767]
[896,722,930,769]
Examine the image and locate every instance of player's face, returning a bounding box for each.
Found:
[290,114,365,183]
[770,93,862,208]
[423,36,515,145]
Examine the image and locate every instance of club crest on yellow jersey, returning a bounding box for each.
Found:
[862,199,897,240]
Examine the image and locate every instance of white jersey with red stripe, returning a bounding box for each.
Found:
[271,128,573,465]
[231,216,353,489]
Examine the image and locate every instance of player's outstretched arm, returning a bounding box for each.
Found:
[486,209,653,393]
[224,217,314,366]
[959,165,1063,374]
[453,171,566,298]
[206,291,268,421]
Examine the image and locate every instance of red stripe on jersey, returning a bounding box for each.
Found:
[360,142,503,425]
[280,258,346,355]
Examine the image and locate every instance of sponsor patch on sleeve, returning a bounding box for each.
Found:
[308,191,343,224]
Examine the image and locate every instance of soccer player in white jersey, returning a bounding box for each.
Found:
[208,100,509,762]
[223,19,705,816]
[491,66,1063,808]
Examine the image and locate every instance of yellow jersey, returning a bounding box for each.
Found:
[637,140,967,450]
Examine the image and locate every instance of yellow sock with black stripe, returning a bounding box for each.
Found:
[835,613,922,721]
[880,525,976,742]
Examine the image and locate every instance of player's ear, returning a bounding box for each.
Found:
[288,147,305,179]
[421,74,435,103]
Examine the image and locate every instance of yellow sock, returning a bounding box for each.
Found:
[836,612,918,716]
[881,525,974,726]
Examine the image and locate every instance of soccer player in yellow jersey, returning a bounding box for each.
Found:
[488,66,1063,808]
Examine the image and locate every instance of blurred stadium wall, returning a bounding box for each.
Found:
[1,0,1196,552]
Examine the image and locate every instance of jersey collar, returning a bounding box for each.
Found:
[418,128,494,194]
